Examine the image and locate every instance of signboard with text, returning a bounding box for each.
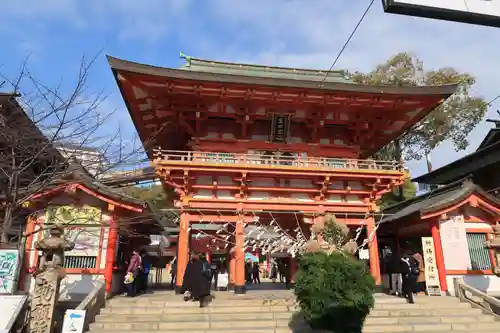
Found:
[440,215,471,270]
[421,237,442,296]
[0,250,20,294]
[270,114,290,143]
[382,0,500,27]
[46,205,102,256]
[62,310,86,333]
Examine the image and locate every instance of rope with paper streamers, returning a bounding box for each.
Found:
[25,207,385,259]
[170,209,378,258]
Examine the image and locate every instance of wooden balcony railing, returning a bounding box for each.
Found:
[152,149,402,172]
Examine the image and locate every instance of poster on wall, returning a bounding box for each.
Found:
[439,215,471,270]
[46,205,102,256]
[421,237,442,296]
[0,250,20,294]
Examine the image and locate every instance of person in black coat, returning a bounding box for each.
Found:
[387,251,403,296]
[182,252,212,307]
[401,249,419,304]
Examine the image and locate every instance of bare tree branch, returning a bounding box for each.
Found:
[0,53,151,245]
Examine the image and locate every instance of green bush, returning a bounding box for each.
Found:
[293,252,375,333]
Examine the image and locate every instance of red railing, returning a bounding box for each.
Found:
[152,149,402,172]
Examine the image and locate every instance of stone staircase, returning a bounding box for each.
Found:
[88,290,500,333]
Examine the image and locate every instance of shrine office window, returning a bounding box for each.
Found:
[64,256,98,269]
[36,255,98,269]
[466,233,492,270]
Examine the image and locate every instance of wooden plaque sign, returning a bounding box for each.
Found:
[271,114,290,143]
[421,237,442,296]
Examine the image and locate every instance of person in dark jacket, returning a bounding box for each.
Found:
[182,252,212,307]
[387,251,403,296]
[251,262,261,284]
[138,249,151,293]
[278,260,285,283]
[401,249,419,304]
[270,262,278,283]
[245,259,253,283]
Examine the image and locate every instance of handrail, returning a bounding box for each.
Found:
[152,149,402,172]
[74,280,106,331]
[453,277,500,317]
[2,295,29,333]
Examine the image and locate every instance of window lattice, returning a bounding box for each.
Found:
[64,256,97,269]
[466,233,492,270]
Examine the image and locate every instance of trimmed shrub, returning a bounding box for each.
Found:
[293,251,375,333]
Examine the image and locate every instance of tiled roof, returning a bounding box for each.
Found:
[179,55,352,84]
[380,178,500,224]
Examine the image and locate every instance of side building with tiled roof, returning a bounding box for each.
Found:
[379,122,500,296]
[20,163,173,298]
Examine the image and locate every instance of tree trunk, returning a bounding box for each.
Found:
[1,205,13,245]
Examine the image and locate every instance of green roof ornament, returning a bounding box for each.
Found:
[339,70,351,81]
[180,52,192,67]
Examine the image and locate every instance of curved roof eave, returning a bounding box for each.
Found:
[380,179,500,224]
[107,55,459,97]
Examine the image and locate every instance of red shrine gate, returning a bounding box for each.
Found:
[108,54,457,293]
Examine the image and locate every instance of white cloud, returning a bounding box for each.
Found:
[0,0,192,43]
[2,0,499,178]
[200,0,500,177]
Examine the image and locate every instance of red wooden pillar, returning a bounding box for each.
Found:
[228,247,236,288]
[19,215,36,292]
[206,251,211,264]
[234,218,246,294]
[431,219,448,292]
[105,215,118,295]
[175,212,190,293]
[367,217,381,285]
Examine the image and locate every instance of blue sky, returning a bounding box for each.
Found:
[1,0,500,178]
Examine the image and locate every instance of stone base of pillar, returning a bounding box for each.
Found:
[30,269,62,333]
[234,285,246,294]
[174,285,183,294]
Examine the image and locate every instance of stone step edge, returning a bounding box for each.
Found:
[103,305,471,310]
[90,318,500,328]
[90,322,500,329]
[101,306,474,316]
[88,329,500,333]
[110,298,460,304]
[94,314,494,322]
[106,300,466,307]
[89,327,498,333]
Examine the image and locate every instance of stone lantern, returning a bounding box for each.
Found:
[29,224,75,333]
[486,223,500,277]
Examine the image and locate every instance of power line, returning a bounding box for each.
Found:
[487,93,500,106]
[319,0,375,87]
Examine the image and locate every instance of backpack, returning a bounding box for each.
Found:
[401,256,420,276]
[202,261,212,280]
